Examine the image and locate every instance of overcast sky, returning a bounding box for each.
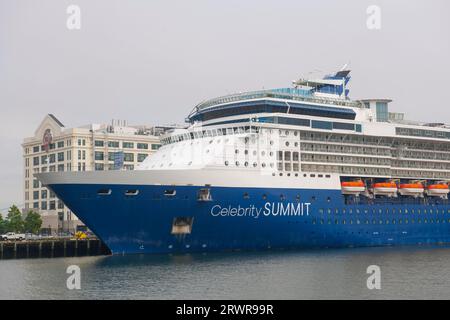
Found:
[1,0,450,213]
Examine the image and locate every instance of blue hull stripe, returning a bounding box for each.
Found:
[49,183,450,254]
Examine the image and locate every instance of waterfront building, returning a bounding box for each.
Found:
[22,114,164,234]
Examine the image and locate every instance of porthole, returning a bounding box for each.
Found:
[235,161,240,166]
[125,189,139,196]
[243,192,250,199]
[97,189,112,196]
[253,162,257,167]
[285,142,290,147]
[224,161,229,166]
[244,161,249,167]
[164,190,176,197]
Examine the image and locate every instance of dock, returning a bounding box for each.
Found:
[0,239,111,259]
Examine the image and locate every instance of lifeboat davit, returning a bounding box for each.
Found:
[426,183,449,197]
[373,182,398,197]
[398,183,424,197]
[341,181,366,195]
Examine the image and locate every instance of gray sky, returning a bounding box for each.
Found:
[1,0,450,213]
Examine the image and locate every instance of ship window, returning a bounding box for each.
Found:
[244,161,249,167]
[125,189,139,196]
[97,189,112,196]
[284,151,291,161]
[235,161,240,166]
[243,193,250,199]
[224,161,229,166]
[164,190,176,197]
[197,188,212,201]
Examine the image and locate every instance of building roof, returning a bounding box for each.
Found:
[48,114,65,127]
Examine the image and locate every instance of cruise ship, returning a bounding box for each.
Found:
[38,69,450,254]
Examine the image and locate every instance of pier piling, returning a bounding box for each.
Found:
[0,239,111,260]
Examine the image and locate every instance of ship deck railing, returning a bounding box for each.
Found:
[189,88,363,118]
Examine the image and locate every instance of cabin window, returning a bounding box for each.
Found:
[164,190,176,197]
[125,189,139,196]
[97,189,111,196]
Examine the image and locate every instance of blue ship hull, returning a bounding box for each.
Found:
[49,183,450,254]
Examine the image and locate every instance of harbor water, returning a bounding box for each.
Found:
[1,246,450,299]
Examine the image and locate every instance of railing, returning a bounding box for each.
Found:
[189,88,363,118]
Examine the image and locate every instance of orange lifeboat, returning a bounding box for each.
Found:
[426,183,449,197]
[341,181,366,195]
[373,182,397,196]
[398,183,424,197]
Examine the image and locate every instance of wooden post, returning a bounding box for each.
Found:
[75,240,78,257]
[51,241,55,258]
[13,242,17,259]
[0,242,3,259]
[39,241,42,258]
[87,239,90,256]
[64,240,67,257]
[26,242,29,259]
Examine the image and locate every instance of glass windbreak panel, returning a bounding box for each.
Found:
[312,120,332,130]
[376,102,388,122]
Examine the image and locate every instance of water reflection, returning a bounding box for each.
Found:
[1,246,450,299]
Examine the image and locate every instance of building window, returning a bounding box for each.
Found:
[137,154,147,162]
[58,164,64,172]
[33,191,39,200]
[123,142,134,148]
[124,153,134,162]
[41,201,47,210]
[33,146,39,153]
[41,190,47,199]
[95,163,104,171]
[57,141,64,148]
[33,202,39,209]
[49,201,56,210]
[137,143,148,150]
[33,157,39,166]
[95,140,104,147]
[95,151,104,161]
[151,144,161,150]
[33,179,39,188]
[108,141,119,148]
[57,152,64,162]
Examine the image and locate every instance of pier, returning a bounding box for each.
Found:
[0,239,111,259]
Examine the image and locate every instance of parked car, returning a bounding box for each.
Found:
[1,232,26,241]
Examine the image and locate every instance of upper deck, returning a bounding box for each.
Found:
[188,70,361,123]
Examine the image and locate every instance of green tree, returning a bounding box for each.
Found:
[24,210,42,234]
[6,205,24,233]
[0,214,8,234]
